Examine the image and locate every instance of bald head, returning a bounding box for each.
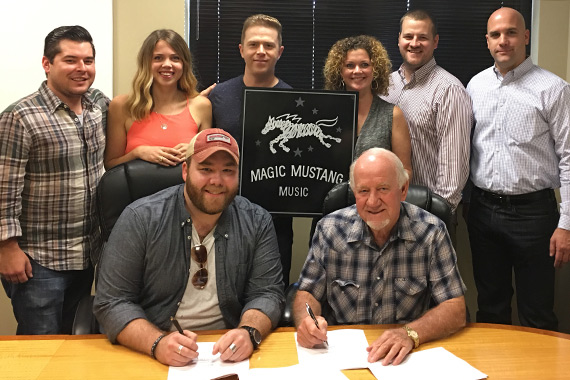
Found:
[487,7,526,32]
[485,7,529,75]
[350,148,409,191]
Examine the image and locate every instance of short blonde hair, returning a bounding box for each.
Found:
[241,14,282,46]
[323,35,391,96]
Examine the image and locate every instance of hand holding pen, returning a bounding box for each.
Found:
[171,316,184,334]
[305,302,328,346]
[153,316,199,366]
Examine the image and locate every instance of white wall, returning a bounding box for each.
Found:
[0,1,113,111]
[0,0,113,335]
[536,0,570,335]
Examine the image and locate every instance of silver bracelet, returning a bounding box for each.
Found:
[150,333,165,359]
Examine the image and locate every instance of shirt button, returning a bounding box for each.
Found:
[375,303,379,307]
[187,236,191,240]
[376,276,380,280]
[224,234,229,238]
[187,219,191,223]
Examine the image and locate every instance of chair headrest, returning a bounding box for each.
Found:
[97,159,185,242]
[320,182,452,231]
[322,182,354,215]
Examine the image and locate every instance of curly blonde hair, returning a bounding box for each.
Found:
[323,35,391,96]
[126,29,199,121]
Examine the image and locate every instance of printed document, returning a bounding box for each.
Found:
[367,346,487,380]
[167,342,249,380]
[295,328,370,370]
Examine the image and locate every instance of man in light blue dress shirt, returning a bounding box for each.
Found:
[467,7,570,331]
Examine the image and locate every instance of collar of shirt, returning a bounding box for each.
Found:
[397,57,437,86]
[177,184,236,241]
[492,56,534,83]
[178,185,193,229]
[38,80,97,115]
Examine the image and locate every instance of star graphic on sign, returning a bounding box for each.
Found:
[308,145,314,152]
[336,127,342,133]
[294,147,303,157]
[312,108,318,115]
[295,97,305,107]
[255,140,261,146]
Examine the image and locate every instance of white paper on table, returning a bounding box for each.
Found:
[167,342,250,380]
[367,346,487,380]
[295,328,370,370]
[247,364,349,380]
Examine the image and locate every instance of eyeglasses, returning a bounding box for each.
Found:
[191,244,208,289]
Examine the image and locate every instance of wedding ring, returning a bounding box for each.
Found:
[177,344,184,355]
[229,343,237,353]
[159,156,163,163]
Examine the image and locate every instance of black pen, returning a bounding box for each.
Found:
[170,316,184,334]
[305,302,328,346]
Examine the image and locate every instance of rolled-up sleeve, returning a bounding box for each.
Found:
[428,227,466,304]
[0,109,28,241]
[240,211,285,328]
[93,207,149,343]
[297,220,328,303]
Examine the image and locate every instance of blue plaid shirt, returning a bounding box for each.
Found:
[298,202,465,325]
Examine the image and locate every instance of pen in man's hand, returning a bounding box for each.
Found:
[170,316,184,334]
[305,302,328,346]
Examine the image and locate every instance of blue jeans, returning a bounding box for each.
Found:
[467,188,558,331]
[2,257,93,335]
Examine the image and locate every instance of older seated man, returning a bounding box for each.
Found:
[94,129,284,366]
[294,147,466,365]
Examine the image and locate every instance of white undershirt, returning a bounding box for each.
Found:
[172,225,225,331]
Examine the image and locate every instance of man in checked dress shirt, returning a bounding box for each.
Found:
[467,7,570,331]
[381,9,472,241]
[0,26,109,334]
[294,148,466,366]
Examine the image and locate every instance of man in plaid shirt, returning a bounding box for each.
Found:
[0,26,109,334]
[294,148,466,366]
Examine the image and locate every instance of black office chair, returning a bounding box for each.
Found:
[72,159,185,335]
[279,182,456,326]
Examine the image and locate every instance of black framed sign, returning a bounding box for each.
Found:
[239,88,357,216]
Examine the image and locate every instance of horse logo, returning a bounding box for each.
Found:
[261,113,341,154]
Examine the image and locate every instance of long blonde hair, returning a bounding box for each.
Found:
[126,29,199,120]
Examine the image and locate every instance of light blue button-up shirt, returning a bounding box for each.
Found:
[467,57,570,230]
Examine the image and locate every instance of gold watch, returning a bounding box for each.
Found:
[402,325,419,349]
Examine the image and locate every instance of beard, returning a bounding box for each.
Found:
[186,178,238,215]
[366,218,390,231]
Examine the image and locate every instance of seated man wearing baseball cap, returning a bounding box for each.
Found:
[94,129,284,366]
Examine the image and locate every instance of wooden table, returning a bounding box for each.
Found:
[1,323,569,379]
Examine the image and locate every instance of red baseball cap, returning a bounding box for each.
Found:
[185,128,240,164]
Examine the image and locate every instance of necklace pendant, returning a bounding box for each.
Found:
[160,123,168,130]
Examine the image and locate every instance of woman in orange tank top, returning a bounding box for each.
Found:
[104,29,212,169]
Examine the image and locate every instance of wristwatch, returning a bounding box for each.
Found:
[241,326,262,349]
[402,325,419,349]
